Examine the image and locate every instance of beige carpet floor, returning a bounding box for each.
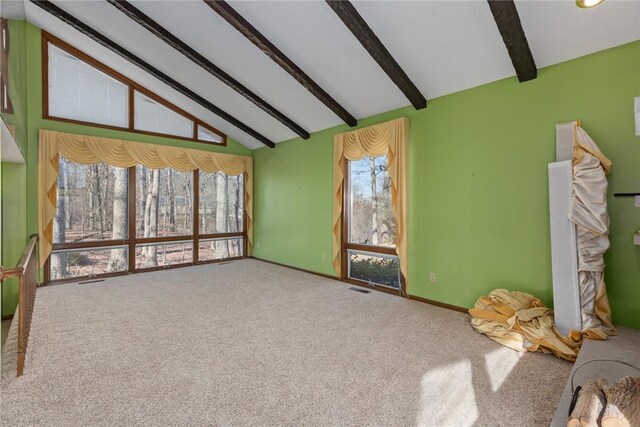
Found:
[0,259,571,426]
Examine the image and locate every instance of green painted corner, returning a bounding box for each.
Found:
[253,40,640,328]
[1,20,29,317]
[1,162,28,316]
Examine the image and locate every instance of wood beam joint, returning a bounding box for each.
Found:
[326,0,426,110]
[204,0,358,127]
[108,0,309,140]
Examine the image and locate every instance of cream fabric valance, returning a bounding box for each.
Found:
[332,117,408,280]
[38,129,253,267]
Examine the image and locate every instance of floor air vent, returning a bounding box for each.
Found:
[78,279,105,285]
[349,287,371,294]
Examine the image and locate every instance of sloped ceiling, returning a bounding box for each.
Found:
[23,0,640,150]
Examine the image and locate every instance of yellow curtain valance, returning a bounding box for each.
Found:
[332,117,408,280]
[38,129,253,267]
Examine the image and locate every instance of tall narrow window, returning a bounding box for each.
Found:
[198,172,244,261]
[50,157,129,280]
[135,166,194,239]
[344,155,400,289]
[198,172,243,235]
[48,43,129,128]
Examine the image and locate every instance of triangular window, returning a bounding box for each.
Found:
[44,32,226,145]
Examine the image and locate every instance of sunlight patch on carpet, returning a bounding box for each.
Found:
[483,346,525,392]
[416,360,478,427]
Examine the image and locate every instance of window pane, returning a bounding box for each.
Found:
[347,155,395,247]
[48,43,128,127]
[199,237,243,261]
[134,90,193,138]
[50,246,128,281]
[199,172,243,235]
[135,242,193,269]
[136,166,193,238]
[348,250,400,289]
[197,125,223,144]
[53,157,128,243]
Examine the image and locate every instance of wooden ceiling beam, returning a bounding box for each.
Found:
[107,0,309,140]
[204,0,358,127]
[325,0,426,110]
[487,0,537,82]
[30,0,276,148]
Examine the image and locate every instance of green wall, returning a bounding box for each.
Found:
[1,22,251,316]
[253,41,640,328]
[2,21,638,329]
[1,20,28,318]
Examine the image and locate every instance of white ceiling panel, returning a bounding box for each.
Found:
[352,0,516,100]
[516,0,640,68]
[130,0,343,138]
[21,0,640,150]
[1,0,25,19]
[228,0,409,120]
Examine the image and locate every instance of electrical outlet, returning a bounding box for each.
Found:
[256,242,260,249]
[429,273,436,283]
[321,254,326,261]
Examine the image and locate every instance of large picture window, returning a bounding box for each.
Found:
[43,31,226,145]
[48,156,246,283]
[343,154,401,290]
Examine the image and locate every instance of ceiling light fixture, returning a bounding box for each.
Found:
[576,0,605,9]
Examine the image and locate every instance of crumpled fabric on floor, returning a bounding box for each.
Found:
[469,289,609,362]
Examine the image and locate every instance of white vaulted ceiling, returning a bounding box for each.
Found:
[23,0,640,150]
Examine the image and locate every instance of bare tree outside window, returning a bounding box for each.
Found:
[199,172,244,261]
[51,157,129,280]
[135,166,193,268]
[346,154,400,289]
[348,155,395,247]
[50,159,245,281]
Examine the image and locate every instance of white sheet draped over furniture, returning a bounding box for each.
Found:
[569,125,615,333]
[550,122,615,336]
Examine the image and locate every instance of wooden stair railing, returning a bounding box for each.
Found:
[0,234,39,376]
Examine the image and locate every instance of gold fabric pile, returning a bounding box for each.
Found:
[469,289,610,362]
